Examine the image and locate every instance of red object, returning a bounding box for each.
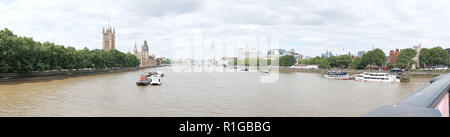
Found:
[140,76,147,81]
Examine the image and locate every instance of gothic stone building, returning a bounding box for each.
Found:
[102,26,115,51]
[134,40,158,67]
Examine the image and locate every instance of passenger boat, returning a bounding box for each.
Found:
[356,72,400,83]
[354,73,365,81]
[323,71,350,80]
[150,75,161,85]
[136,73,151,86]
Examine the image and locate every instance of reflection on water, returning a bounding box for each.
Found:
[0,67,432,116]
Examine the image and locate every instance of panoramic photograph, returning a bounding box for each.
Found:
[0,0,449,120]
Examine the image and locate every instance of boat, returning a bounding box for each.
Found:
[354,73,365,81]
[136,74,151,86]
[389,68,404,75]
[261,69,270,73]
[150,75,161,85]
[356,72,400,83]
[323,71,350,80]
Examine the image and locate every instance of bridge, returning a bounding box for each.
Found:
[364,73,449,117]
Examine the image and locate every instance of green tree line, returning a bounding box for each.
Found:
[0,28,140,73]
[300,54,353,69]
[161,58,171,64]
[419,47,449,68]
[222,46,448,70]
[300,47,448,69]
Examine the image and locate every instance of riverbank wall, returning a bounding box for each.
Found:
[0,65,168,82]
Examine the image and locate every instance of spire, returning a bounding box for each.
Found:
[108,17,110,28]
[372,41,375,50]
[133,41,138,55]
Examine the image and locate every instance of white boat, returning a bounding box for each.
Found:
[354,74,365,81]
[356,72,400,83]
[150,75,161,85]
[323,71,350,80]
[261,70,270,73]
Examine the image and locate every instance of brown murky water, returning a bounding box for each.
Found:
[0,67,432,117]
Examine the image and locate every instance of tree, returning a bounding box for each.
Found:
[65,46,77,71]
[331,55,352,69]
[298,58,303,64]
[279,55,297,66]
[328,56,337,67]
[361,48,386,70]
[351,57,365,69]
[302,56,322,65]
[395,48,417,69]
[318,58,331,69]
[299,56,331,69]
[420,47,448,67]
[264,59,272,65]
[161,58,171,64]
[419,48,430,68]
[232,58,238,66]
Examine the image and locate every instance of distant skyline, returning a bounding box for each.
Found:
[1,0,449,58]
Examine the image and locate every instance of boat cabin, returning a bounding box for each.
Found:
[326,71,348,75]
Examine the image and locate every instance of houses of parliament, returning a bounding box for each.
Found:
[133,40,158,67]
[102,25,158,67]
[102,26,115,51]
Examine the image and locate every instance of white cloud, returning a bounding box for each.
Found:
[298,37,325,43]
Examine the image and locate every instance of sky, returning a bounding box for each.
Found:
[1,0,450,59]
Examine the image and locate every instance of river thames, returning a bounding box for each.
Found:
[0,66,433,117]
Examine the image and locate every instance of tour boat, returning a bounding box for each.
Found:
[136,74,151,86]
[356,72,400,83]
[354,73,365,81]
[150,75,161,85]
[323,71,350,80]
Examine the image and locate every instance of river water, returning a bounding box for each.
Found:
[0,66,432,117]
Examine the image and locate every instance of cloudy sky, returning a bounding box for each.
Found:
[1,0,449,59]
